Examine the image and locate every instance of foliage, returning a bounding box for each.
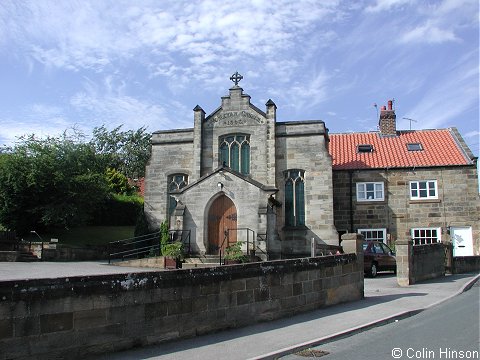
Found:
[224,241,247,262]
[161,241,183,259]
[0,125,152,235]
[105,167,135,195]
[134,208,153,237]
[160,220,170,249]
[0,132,109,234]
[37,226,134,246]
[93,194,143,226]
[90,125,151,179]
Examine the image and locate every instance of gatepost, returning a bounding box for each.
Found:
[341,233,364,288]
[396,239,414,286]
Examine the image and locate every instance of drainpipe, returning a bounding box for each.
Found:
[349,171,354,233]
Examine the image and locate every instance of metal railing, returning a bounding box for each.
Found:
[255,233,268,259]
[219,228,255,265]
[108,229,192,263]
[168,230,192,256]
[108,231,161,263]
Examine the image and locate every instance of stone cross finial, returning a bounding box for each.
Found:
[230,71,243,86]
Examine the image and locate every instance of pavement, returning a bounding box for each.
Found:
[1,262,479,360]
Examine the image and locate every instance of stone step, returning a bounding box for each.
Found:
[18,252,40,262]
[181,262,220,269]
[184,255,222,266]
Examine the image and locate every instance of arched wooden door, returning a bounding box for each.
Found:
[208,195,237,254]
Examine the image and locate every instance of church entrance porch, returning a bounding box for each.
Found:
[207,195,237,254]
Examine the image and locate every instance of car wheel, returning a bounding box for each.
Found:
[370,263,378,278]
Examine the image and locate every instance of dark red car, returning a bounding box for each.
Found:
[363,241,396,277]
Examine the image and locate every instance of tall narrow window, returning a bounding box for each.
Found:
[167,174,188,215]
[219,134,250,175]
[284,170,305,227]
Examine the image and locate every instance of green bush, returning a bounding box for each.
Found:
[224,241,247,262]
[93,194,143,226]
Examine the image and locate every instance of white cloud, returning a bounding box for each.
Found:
[464,130,480,139]
[0,104,72,146]
[400,22,457,44]
[70,76,191,131]
[364,0,412,13]
[402,54,479,130]
[0,1,342,81]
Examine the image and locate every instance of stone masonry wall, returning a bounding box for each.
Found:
[396,240,445,286]
[275,121,338,253]
[333,166,480,253]
[0,255,363,360]
[144,130,194,229]
[412,243,445,282]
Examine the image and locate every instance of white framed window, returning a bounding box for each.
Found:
[358,228,387,243]
[356,182,384,201]
[410,180,437,200]
[411,227,441,245]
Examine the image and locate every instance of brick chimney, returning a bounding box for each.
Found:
[378,99,396,136]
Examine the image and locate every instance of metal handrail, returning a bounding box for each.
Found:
[108,231,160,263]
[108,229,192,263]
[254,233,268,259]
[109,231,161,246]
[220,228,256,265]
[168,230,191,255]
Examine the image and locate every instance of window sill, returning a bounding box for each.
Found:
[409,199,441,204]
[283,226,308,231]
[356,200,385,204]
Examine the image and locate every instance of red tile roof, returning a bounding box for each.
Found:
[329,129,472,170]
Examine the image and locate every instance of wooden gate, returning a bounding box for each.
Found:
[208,195,237,254]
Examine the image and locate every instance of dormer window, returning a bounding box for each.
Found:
[357,144,373,153]
[407,143,423,151]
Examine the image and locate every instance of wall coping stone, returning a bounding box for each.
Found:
[0,254,356,302]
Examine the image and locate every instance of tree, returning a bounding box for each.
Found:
[91,125,151,179]
[0,132,109,234]
[105,167,134,195]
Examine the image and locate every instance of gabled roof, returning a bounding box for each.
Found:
[170,165,278,194]
[329,128,474,170]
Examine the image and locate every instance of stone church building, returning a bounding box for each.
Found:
[144,74,338,258]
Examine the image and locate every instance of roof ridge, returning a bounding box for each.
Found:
[447,127,476,163]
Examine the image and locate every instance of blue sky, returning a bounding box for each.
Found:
[0,0,478,156]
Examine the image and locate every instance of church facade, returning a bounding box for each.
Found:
[144,74,338,258]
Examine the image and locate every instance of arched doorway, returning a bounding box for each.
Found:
[207,195,237,254]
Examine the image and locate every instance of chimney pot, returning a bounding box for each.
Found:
[382,105,387,110]
[388,100,393,110]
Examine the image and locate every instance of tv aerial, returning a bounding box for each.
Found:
[403,117,417,130]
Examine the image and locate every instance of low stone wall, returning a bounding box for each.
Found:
[0,251,20,262]
[0,254,363,360]
[112,256,166,268]
[41,244,108,261]
[412,243,445,282]
[396,241,445,286]
[452,256,480,274]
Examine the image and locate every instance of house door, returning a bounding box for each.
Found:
[208,195,237,254]
[451,226,473,257]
